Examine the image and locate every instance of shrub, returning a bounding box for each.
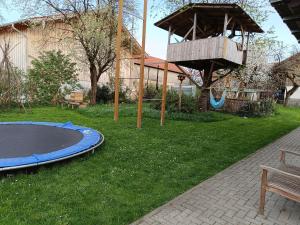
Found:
[150,89,197,113]
[0,41,30,109]
[28,50,80,105]
[144,84,159,100]
[96,85,111,104]
[106,74,132,104]
[239,99,275,117]
[0,66,26,107]
[111,87,131,103]
[180,94,198,113]
[88,84,131,104]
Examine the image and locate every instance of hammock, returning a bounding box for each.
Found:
[210,89,227,109]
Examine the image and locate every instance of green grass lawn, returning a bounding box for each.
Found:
[0,105,300,225]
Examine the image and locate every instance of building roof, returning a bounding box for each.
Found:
[270,0,300,43]
[273,52,300,74]
[0,14,142,54]
[155,3,263,39]
[0,15,61,31]
[134,56,185,74]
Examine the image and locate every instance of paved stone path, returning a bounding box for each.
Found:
[132,128,300,225]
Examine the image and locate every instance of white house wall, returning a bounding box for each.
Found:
[0,30,28,71]
[0,21,192,94]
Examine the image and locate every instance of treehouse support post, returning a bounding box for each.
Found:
[160,26,172,126]
[223,13,228,35]
[168,25,172,44]
[193,13,197,40]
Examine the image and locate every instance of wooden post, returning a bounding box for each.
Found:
[259,169,268,215]
[179,80,183,112]
[243,31,250,65]
[280,150,286,163]
[246,32,250,50]
[129,17,134,88]
[193,13,197,40]
[114,0,123,122]
[168,25,172,44]
[178,75,185,112]
[137,0,148,129]
[223,13,228,36]
[241,25,245,49]
[161,61,168,126]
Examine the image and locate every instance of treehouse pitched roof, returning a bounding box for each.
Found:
[155,3,263,39]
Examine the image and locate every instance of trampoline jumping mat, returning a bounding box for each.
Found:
[0,122,104,171]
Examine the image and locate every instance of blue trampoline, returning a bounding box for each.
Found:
[0,122,104,171]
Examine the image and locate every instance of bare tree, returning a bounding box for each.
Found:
[0,40,28,110]
[271,53,300,106]
[290,44,300,56]
[234,35,286,88]
[14,0,137,105]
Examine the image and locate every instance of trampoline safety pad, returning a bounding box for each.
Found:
[0,122,104,171]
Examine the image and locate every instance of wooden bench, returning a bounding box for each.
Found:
[63,92,85,109]
[259,150,300,215]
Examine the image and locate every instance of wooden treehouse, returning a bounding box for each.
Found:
[155,3,264,71]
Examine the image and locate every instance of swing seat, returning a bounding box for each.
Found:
[210,89,226,110]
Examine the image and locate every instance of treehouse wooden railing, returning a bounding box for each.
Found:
[167,36,245,66]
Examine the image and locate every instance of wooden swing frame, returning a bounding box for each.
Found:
[114,0,169,128]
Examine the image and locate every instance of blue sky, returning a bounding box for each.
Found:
[1,1,299,59]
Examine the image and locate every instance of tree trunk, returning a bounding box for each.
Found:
[198,67,213,112]
[199,88,209,112]
[90,64,98,105]
[284,86,299,107]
